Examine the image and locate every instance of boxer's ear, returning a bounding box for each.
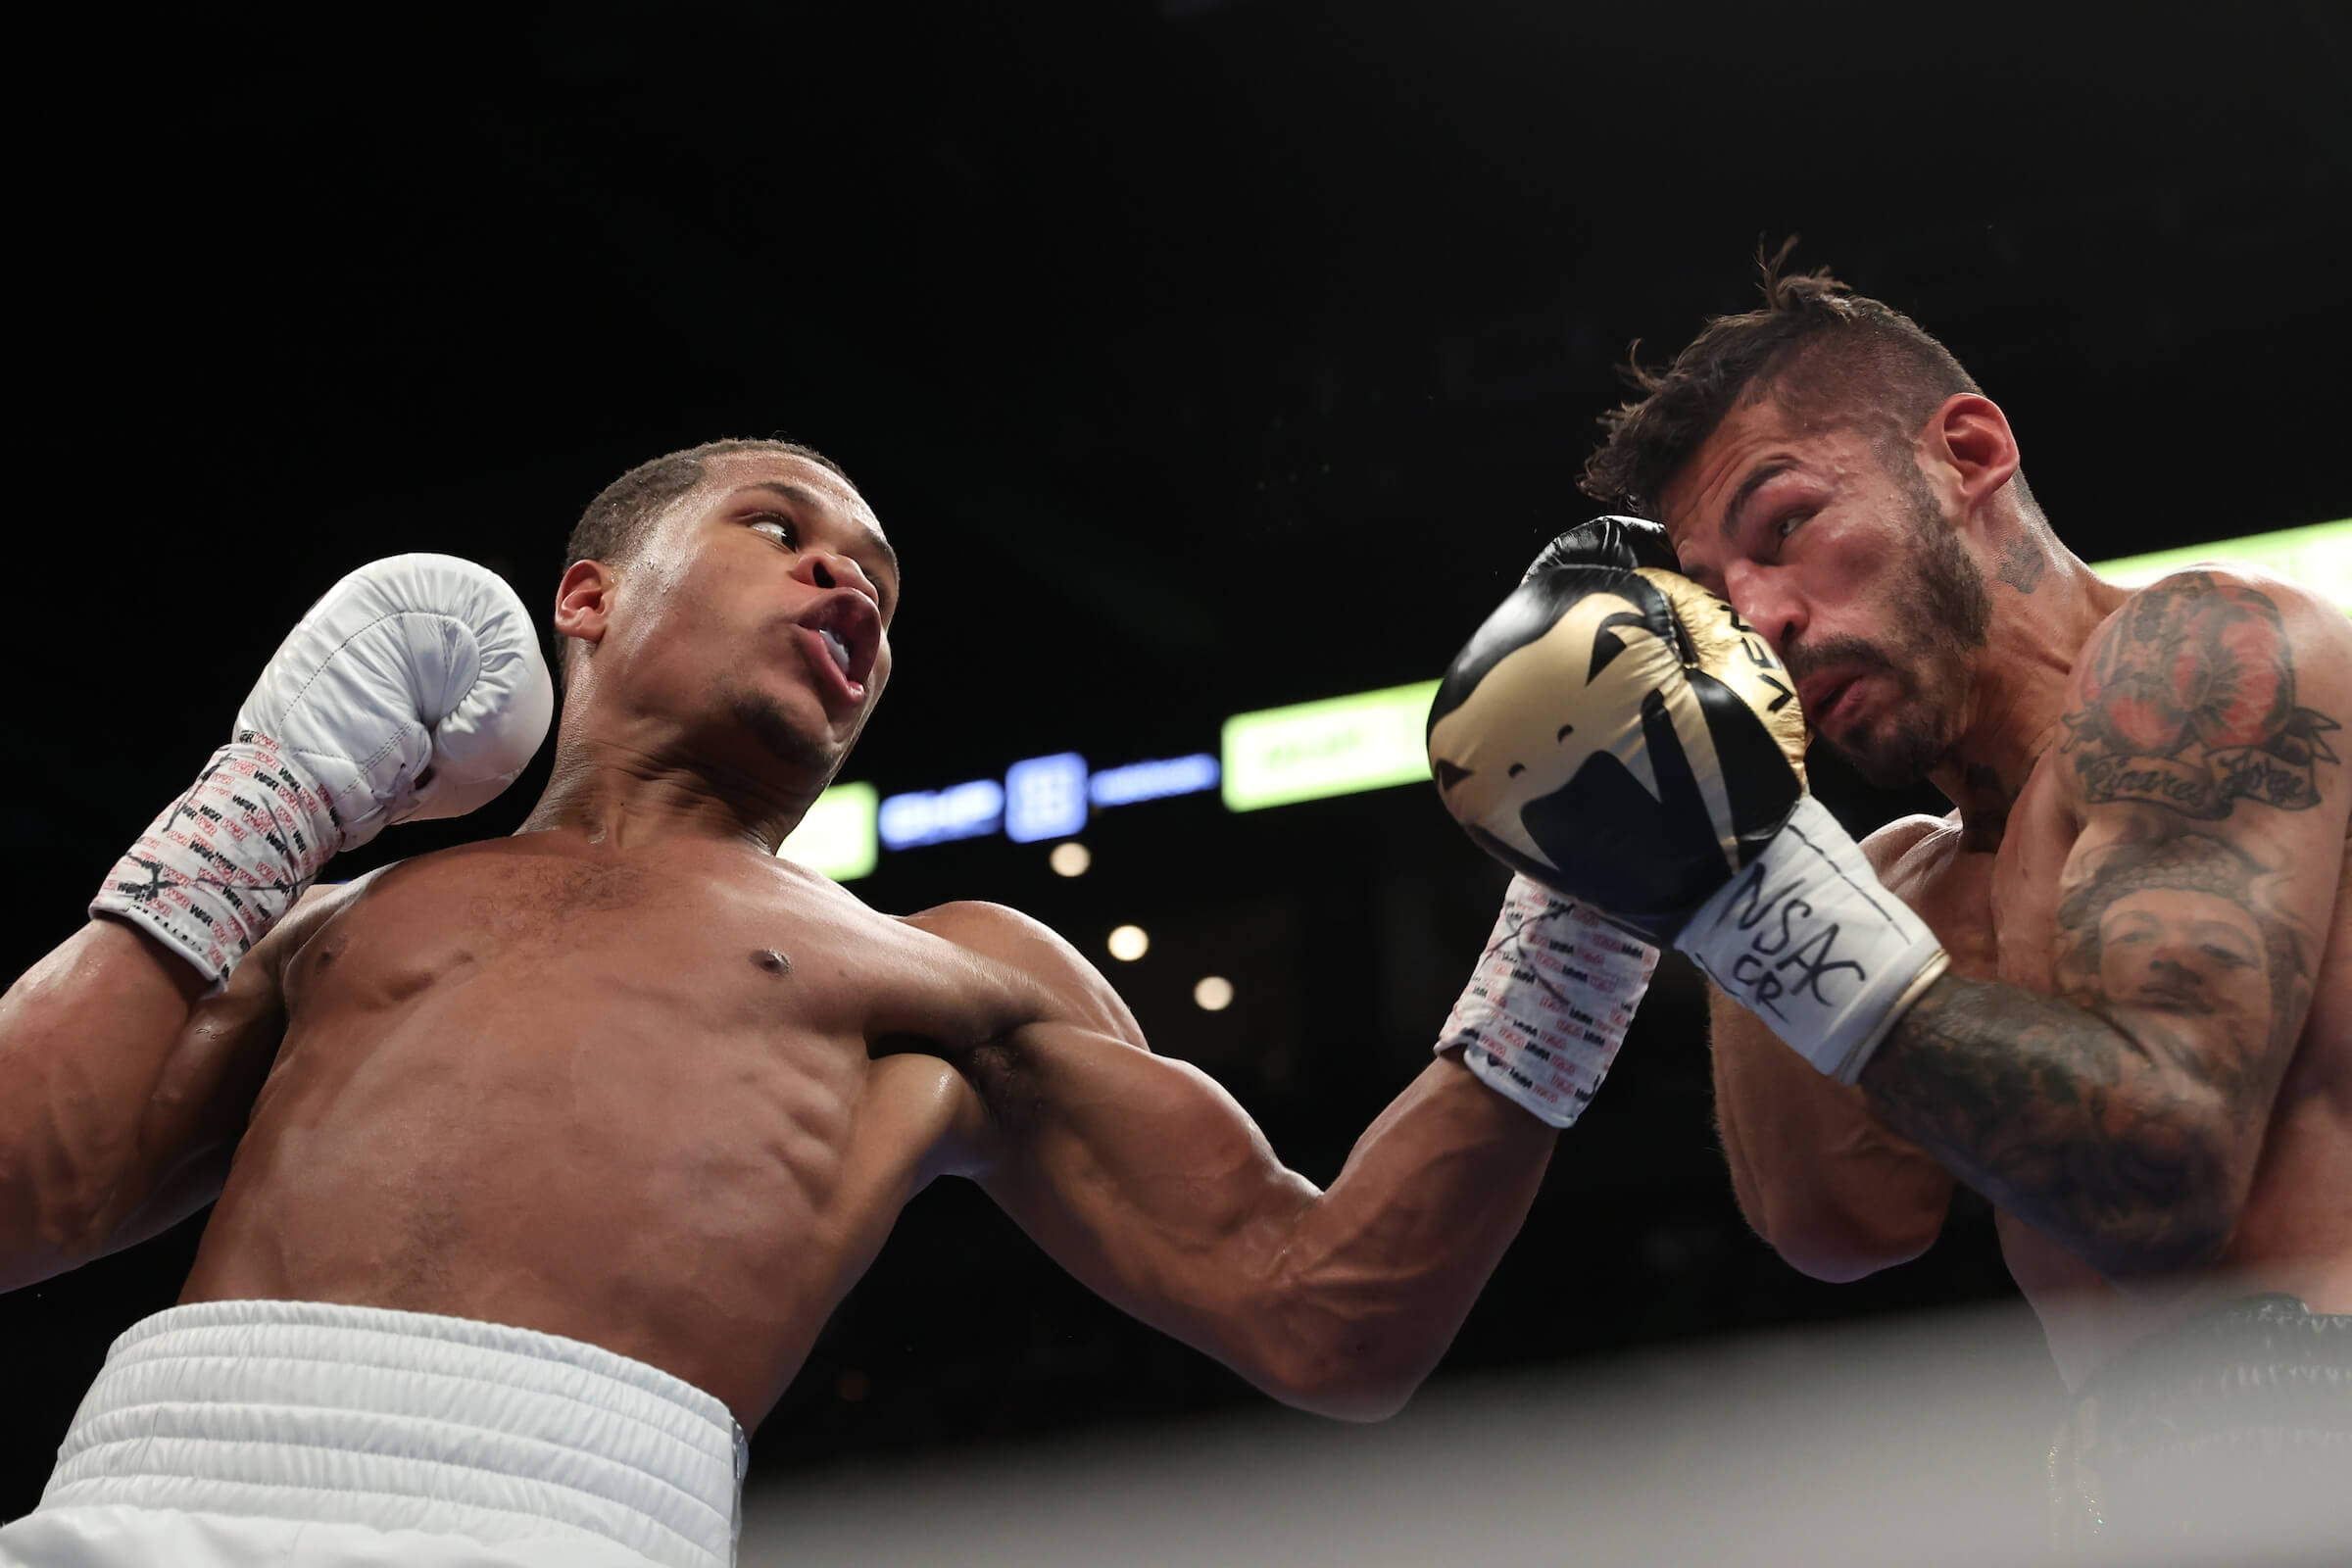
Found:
[1923,392,2022,512]
[553,559,617,650]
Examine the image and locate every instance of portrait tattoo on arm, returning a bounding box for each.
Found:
[1854,575,2339,1276]
[1867,831,2314,1274]
[2061,574,2339,817]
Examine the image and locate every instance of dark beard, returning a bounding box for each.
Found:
[1794,454,1991,789]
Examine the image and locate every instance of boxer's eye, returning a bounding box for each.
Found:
[1774,512,1811,543]
[750,514,800,549]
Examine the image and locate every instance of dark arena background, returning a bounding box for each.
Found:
[12,2,2350,1562]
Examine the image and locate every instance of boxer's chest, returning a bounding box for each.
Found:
[292,843,995,1055]
[1894,763,2078,995]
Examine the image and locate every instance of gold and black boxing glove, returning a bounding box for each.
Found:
[1429,517,1947,1084]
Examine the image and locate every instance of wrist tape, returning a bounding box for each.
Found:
[91,734,341,985]
[1439,874,1659,1129]
[1674,795,1949,1084]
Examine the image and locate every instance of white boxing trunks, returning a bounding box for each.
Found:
[0,1299,745,1568]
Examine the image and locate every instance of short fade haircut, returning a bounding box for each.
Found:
[1581,242,1984,516]
[558,436,856,681]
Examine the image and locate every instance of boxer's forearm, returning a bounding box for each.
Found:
[1860,973,2260,1280]
[1708,986,1950,1281]
[1253,1056,1555,1419]
[0,919,211,1285]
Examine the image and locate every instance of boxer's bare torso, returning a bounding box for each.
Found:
[1870,750,2352,1382]
[5,445,1578,1445]
[181,831,1040,1426]
[1659,386,2351,1386]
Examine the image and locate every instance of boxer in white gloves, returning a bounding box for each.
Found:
[1430,260,2352,1551]
[1,439,1622,1568]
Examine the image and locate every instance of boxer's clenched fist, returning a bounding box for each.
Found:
[1429,517,1946,1084]
[93,554,554,983]
[237,553,553,844]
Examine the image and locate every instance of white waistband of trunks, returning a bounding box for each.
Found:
[38,1298,746,1568]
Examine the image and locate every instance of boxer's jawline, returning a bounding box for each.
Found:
[1856,826,2317,1283]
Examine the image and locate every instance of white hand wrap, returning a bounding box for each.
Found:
[1674,795,1950,1083]
[91,554,553,985]
[94,737,342,982]
[1439,874,1660,1128]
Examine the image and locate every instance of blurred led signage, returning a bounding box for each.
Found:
[777,782,878,881]
[1090,754,1219,806]
[1220,680,1442,812]
[879,779,1004,849]
[2093,517,2349,609]
[787,519,2349,878]
[1004,753,1091,843]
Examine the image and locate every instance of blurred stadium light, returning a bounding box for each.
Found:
[1219,680,1441,811]
[783,519,2350,880]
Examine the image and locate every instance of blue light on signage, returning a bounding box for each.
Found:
[1004,753,1090,843]
[1089,754,1220,807]
[878,780,1005,850]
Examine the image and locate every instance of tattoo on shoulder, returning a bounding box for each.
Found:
[2061,574,2339,817]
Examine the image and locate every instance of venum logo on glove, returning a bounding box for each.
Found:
[1426,554,1801,946]
[1428,517,1947,1084]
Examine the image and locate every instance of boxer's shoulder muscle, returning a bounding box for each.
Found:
[1899,566,2351,1271]
[1862,811,1955,880]
[1855,811,2012,982]
[902,900,1147,1049]
[2046,564,2351,1033]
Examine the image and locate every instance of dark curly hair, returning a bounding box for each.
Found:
[1580,241,1984,516]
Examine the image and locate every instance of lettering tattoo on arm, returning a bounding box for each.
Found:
[2060,574,2338,818]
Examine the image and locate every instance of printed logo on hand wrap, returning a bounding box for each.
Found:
[1439,876,1659,1128]
[92,736,341,982]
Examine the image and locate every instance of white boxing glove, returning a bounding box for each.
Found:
[93,554,554,983]
[1438,874,1660,1128]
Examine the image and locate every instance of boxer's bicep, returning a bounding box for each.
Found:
[971,1016,1320,1378]
[1863,572,2348,1276]
[923,902,1315,1365]
[2048,573,2349,1113]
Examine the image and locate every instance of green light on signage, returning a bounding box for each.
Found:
[779,782,879,880]
[1221,679,1442,811]
[2090,517,2350,610]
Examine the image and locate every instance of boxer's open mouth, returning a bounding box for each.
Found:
[801,592,880,688]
